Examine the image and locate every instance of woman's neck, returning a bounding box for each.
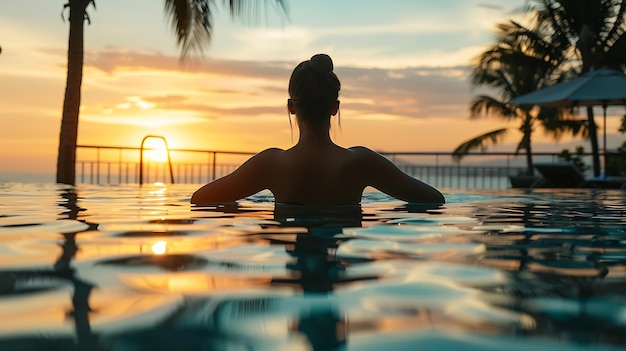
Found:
[297,128,333,146]
[296,118,333,146]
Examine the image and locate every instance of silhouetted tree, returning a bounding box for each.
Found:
[528,0,626,176]
[457,1,626,177]
[454,22,583,175]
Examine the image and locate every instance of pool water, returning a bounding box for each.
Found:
[1,183,625,351]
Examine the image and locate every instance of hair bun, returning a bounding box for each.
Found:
[309,53,333,74]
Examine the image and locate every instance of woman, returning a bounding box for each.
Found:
[191,54,444,205]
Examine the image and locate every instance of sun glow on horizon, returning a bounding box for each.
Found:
[143,138,170,163]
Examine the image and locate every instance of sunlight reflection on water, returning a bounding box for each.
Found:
[0,183,625,350]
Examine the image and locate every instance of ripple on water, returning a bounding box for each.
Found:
[386,215,480,226]
[0,184,625,350]
[336,275,534,334]
[348,329,626,351]
[407,262,508,287]
[0,219,89,235]
[337,238,485,261]
[343,224,475,241]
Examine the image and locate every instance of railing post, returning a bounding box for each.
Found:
[96,148,100,185]
[212,152,217,181]
[435,154,440,187]
[457,161,461,189]
[118,149,122,184]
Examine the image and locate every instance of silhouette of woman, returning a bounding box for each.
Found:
[192,54,444,205]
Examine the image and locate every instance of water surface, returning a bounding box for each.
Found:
[0,183,625,350]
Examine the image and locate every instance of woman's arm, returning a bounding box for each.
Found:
[190,148,279,205]
[354,147,445,204]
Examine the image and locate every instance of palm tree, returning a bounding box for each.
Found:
[56,0,91,185]
[56,0,288,185]
[528,0,626,177]
[453,21,581,175]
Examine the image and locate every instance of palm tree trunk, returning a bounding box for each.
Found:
[525,141,534,177]
[586,106,601,177]
[522,118,534,176]
[56,0,89,185]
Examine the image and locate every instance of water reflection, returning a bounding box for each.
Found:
[193,203,362,350]
[55,189,97,350]
[465,197,626,347]
[0,185,626,350]
[272,204,363,350]
[272,203,370,292]
[0,188,97,350]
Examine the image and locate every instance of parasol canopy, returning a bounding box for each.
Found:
[509,68,626,177]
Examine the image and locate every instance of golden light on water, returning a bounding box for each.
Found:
[151,240,167,255]
[120,273,273,294]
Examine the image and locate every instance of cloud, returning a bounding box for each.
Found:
[338,66,473,119]
[76,48,291,80]
[142,99,284,120]
[508,6,528,16]
[41,47,475,123]
[477,3,503,11]
[142,94,189,105]
[82,114,205,127]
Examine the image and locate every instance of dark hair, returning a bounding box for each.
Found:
[288,54,341,123]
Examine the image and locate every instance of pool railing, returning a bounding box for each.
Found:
[76,142,592,189]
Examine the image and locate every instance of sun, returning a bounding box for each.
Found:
[143,138,170,163]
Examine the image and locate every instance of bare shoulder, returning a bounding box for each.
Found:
[345,146,394,178]
[258,147,284,156]
[348,146,444,204]
[251,147,284,163]
[348,146,377,157]
[348,146,389,162]
[348,146,374,153]
[191,147,284,205]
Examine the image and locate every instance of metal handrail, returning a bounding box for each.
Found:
[75,141,600,188]
[138,135,175,185]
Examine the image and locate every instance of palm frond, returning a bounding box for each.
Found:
[164,0,214,58]
[542,117,589,140]
[469,95,518,120]
[164,0,289,59]
[605,0,626,47]
[226,0,289,24]
[470,19,565,98]
[452,128,509,162]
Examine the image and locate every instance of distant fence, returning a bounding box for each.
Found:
[76,144,255,185]
[75,144,586,189]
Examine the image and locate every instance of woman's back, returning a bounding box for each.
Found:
[269,144,365,205]
[190,53,444,206]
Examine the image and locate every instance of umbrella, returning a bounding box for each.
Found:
[509,68,626,177]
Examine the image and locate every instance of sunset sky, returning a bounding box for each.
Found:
[1,0,623,179]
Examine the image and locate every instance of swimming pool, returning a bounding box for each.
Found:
[0,183,625,350]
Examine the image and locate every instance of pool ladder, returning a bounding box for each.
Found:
[139,135,175,185]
